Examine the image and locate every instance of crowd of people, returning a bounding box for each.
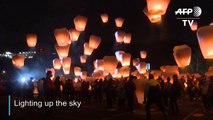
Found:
[0,71,213,120]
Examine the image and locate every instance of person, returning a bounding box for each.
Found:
[164,77,172,108]
[54,76,62,99]
[207,76,213,110]
[43,71,54,117]
[124,75,136,113]
[144,74,167,120]
[64,79,75,101]
[169,74,181,115]
[105,75,114,108]
[27,77,34,99]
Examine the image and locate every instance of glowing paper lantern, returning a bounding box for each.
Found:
[26,34,37,47]
[84,43,94,55]
[80,55,87,64]
[92,70,104,79]
[53,58,61,70]
[136,62,147,74]
[190,21,198,31]
[100,13,109,23]
[132,58,140,66]
[94,59,104,70]
[89,35,101,49]
[197,25,213,59]
[146,0,170,15]
[121,53,131,66]
[55,44,70,59]
[80,71,87,80]
[162,65,179,80]
[151,70,163,79]
[115,51,125,62]
[173,44,192,68]
[62,57,71,74]
[103,56,118,74]
[124,33,132,44]
[140,51,147,59]
[115,17,124,28]
[74,15,87,32]
[119,66,130,78]
[74,66,81,77]
[69,29,80,42]
[115,31,125,43]
[54,28,70,46]
[143,6,161,23]
[12,54,25,69]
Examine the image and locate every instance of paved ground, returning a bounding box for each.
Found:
[0,96,212,120]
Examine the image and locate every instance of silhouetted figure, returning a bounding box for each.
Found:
[81,80,89,102]
[169,75,181,115]
[105,76,113,108]
[164,77,172,108]
[64,79,75,101]
[124,76,136,113]
[54,76,62,99]
[207,76,213,110]
[38,78,44,100]
[27,77,34,99]
[144,74,167,120]
[43,71,54,117]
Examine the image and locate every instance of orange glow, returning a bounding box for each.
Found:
[161,65,179,80]
[115,51,125,62]
[124,33,132,44]
[100,13,109,23]
[80,71,87,80]
[132,59,140,66]
[103,56,118,74]
[12,54,25,69]
[92,69,104,79]
[84,42,94,55]
[119,66,130,78]
[136,62,147,74]
[69,29,80,42]
[89,35,101,49]
[143,6,161,23]
[190,21,198,31]
[74,15,87,32]
[53,58,61,70]
[26,34,37,47]
[80,55,87,64]
[151,70,163,79]
[115,31,125,43]
[197,25,213,59]
[62,57,71,75]
[46,68,55,80]
[55,44,70,59]
[94,59,105,71]
[146,0,170,15]
[173,44,192,68]
[140,51,147,59]
[74,66,81,77]
[121,53,131,67]
[115,17,124,28]
[54,28,70,46]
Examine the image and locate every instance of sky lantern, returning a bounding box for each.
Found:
[140,51,147,59]
[115,31,125,43]
[74,66,81,77]
[146,0,170,15]
[54,28,70,46]
[132,58,140,66]
[190,21,198,31]
[121,53,131,66]
[115,17,124,28]
[115,51,125,62]
[124,33,132,44]
[162,65,179,80]
[100,13,109,23]
[74,15,87,32]
[197,25,213,59]
[55,44,70,59]
[80,71,87,80]
[173,44,192,68]
[143,6,162,23]
[84,42,94,55]
[151,70,163,79]
[89,35,101,49]
[62,57,71,74]
[53,58,61,70]
[69,29,80,42]
[80,55,87,64]
[92,69,104,79]
[136,62,147,74]
[119,66,130,78]
[12,54,25,69]
[26,34,37,47]
[104,56,118,74]
[94,59,104,71]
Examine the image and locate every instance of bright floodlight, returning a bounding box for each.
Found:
[21,77,26,82]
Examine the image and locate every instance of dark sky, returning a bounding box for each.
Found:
[0,0,213,70]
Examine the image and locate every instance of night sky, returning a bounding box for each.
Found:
[0,0,213,72]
